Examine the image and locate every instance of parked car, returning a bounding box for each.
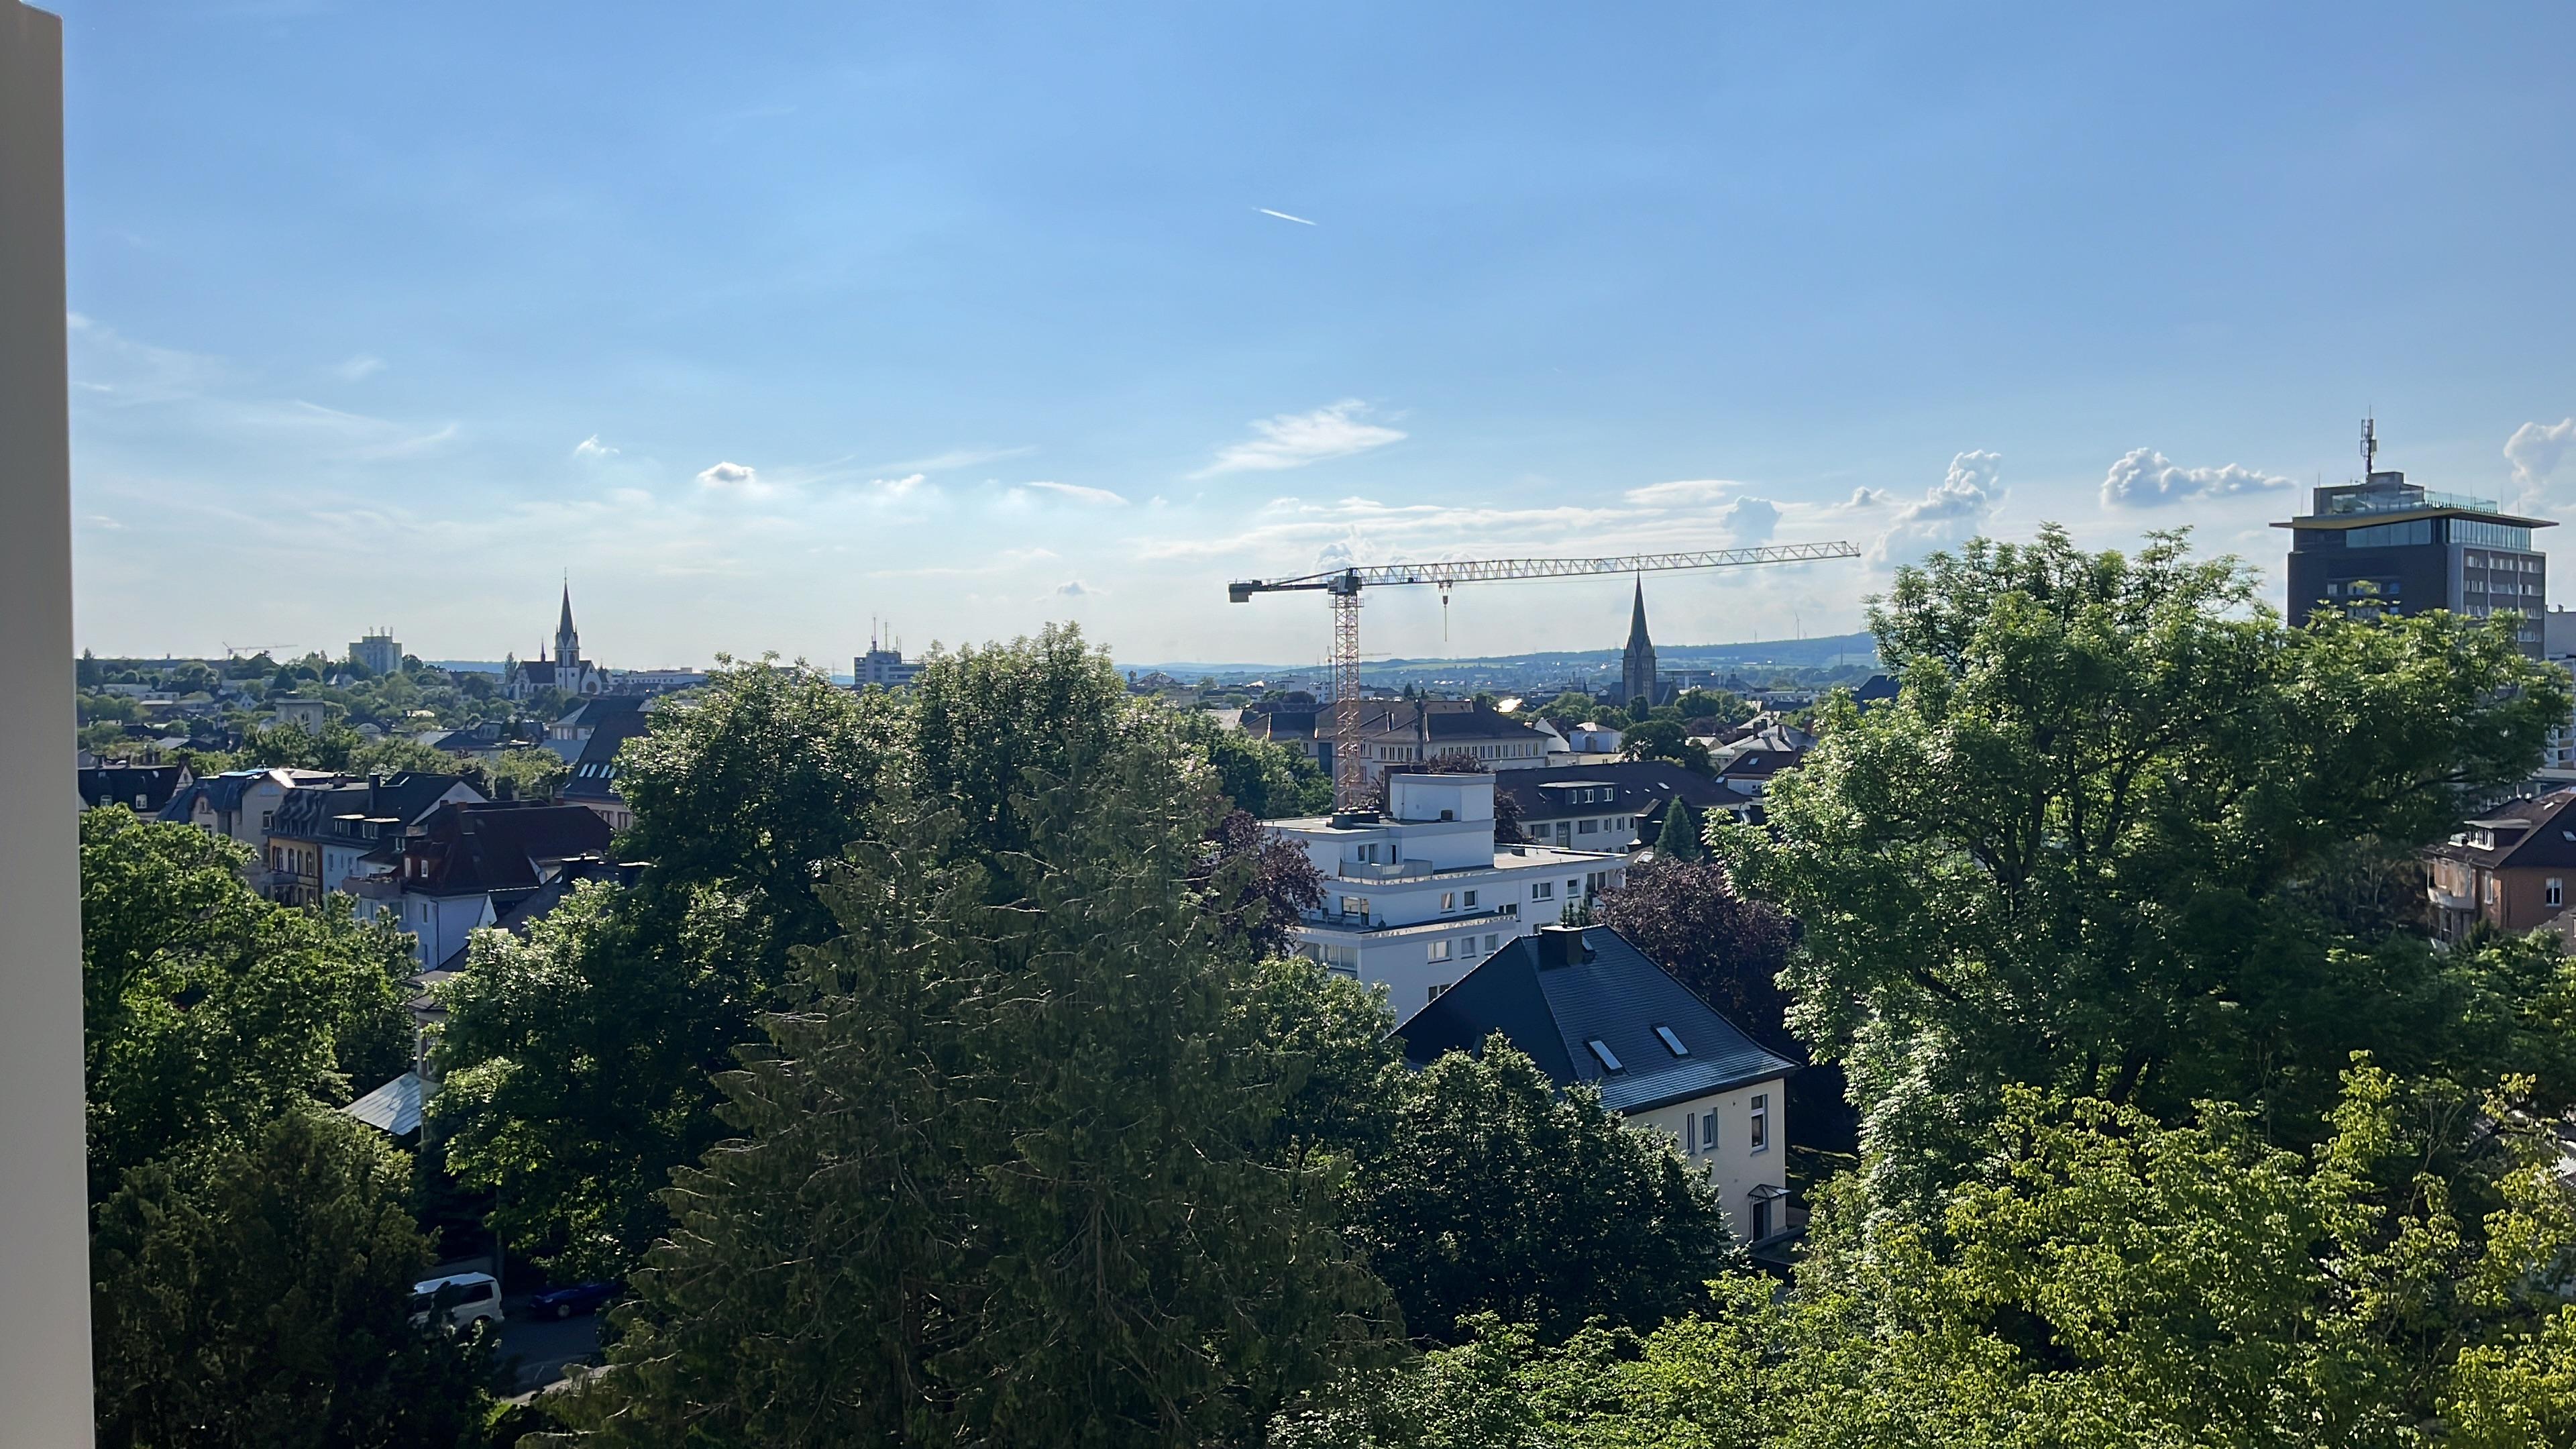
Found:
[409,1272,502,1332]
[529,1279,621,1320]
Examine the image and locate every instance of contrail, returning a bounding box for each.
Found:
[1256,207,1317,225]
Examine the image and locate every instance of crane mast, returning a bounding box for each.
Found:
[1228,541,1862,808]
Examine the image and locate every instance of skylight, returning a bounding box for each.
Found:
[1654,1025,1688,1057]
[1585,1038,1623,1071]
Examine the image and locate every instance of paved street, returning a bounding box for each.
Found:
[496,1307,601,1393]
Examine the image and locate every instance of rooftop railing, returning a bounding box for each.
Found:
[2318,486,2499,517]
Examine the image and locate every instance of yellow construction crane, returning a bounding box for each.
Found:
[1228,541,1863,808]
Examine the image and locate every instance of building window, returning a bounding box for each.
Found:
[1339,895,1369,917]
[2552,879,2565,908]
[1462,890,1477,908]
[1701,1112,1717,1150]
[1578,818,1597,835]
[1532,881,1554,900]
[1440,891,1456,912]
[1684,1112,1699,1154]
[1427,939,1452,963]
[1750,1094,1770,1152]
[1429,982,1449,1002]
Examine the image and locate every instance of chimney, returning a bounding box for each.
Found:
[1536,923,1592,968]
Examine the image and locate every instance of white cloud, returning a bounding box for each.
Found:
[2098,447,2290,509]
[1621,478,1746,507]
[1020,480,1128,506]
[2507,419,2576,503]
[333,354,385,382]
[574,434,619,460]
[869,473,926,500]
[1719,496,1781,546]
[1872,451,2004,568]
[1840,486,1894,510]
[875,444,1035,473]
[1195,399,1407,477]
[84,514,123,530]
[697,460,761,491]
[1055,579,1103,596]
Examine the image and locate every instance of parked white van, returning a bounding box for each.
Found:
[409,1272,502,1332]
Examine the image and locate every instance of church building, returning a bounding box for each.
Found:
[1621,578,1659,708]
[502,584,606,700]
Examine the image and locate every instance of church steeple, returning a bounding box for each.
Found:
[1620,578,1658,708]
[555,580,580,671]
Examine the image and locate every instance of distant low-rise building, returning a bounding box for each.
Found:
[562,698,653,832]
[856,647,924,690]
[1244,698,1550,791]
[261,770,485,906]
[1267,771,1625,1012]
[349,630,402,678]
[270,697,331,733]
[1494,761,1750,851]
[1393,923,1799,1244]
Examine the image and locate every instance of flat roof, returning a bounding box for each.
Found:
[2273,507,2554,531]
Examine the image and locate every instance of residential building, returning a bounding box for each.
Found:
[1244,697,1551,791]
[1267,771,1625,1010]
[1393,923,1799,1243]
[76,761,190,814]
[260,770,485,906]
[347,799,614,965]
[2545,608,2576,774]
[562,698,653,831]
[545,695,647,763]
[857,646,924,690]
[159,767,343,892]
[502,584,607,700]
[1494,760,1752,851]
[271,696,331,733]
[2275,427,2551,659]
[2426,790,2576,945]
[348,629,401,677]
[607,667,707,696]
[1620,579,1658,707]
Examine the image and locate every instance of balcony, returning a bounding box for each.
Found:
[1338,857,1433,881]
[2318,486,2499,519]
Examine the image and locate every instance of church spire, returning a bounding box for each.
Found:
[1626,576,1652,651]
[555,578,581,672]
[559,580,576,639]
[1620,577,1658,707]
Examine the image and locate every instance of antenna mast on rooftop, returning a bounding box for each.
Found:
[2361,414,2378,478]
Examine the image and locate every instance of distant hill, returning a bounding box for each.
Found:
[1125,631,1877,683]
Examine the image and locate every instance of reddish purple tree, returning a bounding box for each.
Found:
[1595,857,1799,1055]
[1198,809,1326,957]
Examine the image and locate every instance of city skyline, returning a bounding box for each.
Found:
[52,2,2576,665]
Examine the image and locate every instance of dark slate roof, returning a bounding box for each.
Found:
[429,857,643,972]
[158,768,280,821]
[562,710,651,802]
[79,764,187,812]
[1852,673,1898,706]
[1493,761,1735,823]
[554,696,645,732]
[2432,790,2576,871]
[1717,748,1804,781]
[403,800,614,897]
[1393,925,1798,1115]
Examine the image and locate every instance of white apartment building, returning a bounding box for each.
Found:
[1267,771,1626,1011]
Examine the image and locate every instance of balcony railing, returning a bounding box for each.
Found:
[1338,858,1433,881]
[2320,487,2499,518]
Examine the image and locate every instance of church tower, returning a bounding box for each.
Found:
[555,582,581,672]
[1620,578,1658,708]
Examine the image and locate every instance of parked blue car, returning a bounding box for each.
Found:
[529,1280,621,1319]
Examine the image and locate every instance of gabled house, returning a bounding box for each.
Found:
[1493,761,1746,851]
[348,799,614,965]
[261,771,485,906]
[2427,790,2576,943]
[561,702,651,831]
[1243,698,1551,790]
[1393,923,1801,1244]
[76,761,191,814]
[545,694,646,764]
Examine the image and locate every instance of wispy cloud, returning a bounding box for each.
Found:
[2098,447,2289,509]
[1020,480,1128,506]
[1256,207,1317,226]
[868,546,1058,579]
[870,473,926,500]
[333,354,385,382]
[875,444,1036,474]
[574,434,619,459]
[1621,478,1749,508]
[1055,579,1104,596]
[1196,399,1406,478]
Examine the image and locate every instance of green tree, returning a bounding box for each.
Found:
[1181,711,1334,818]
[1674,686,1753,728]
[1725,528,2567,1204]
[90,1106,493,1449]
[549,710,1397,1445]
[1620,718,1711,775]
[81,810,416,1197]
[1341,1038,1737,1346]
[1277,1064,2576,1449]
[1652,799,1703,860]
[241,720,364,771]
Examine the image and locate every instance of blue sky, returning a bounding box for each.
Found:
[52,1,2576,669]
